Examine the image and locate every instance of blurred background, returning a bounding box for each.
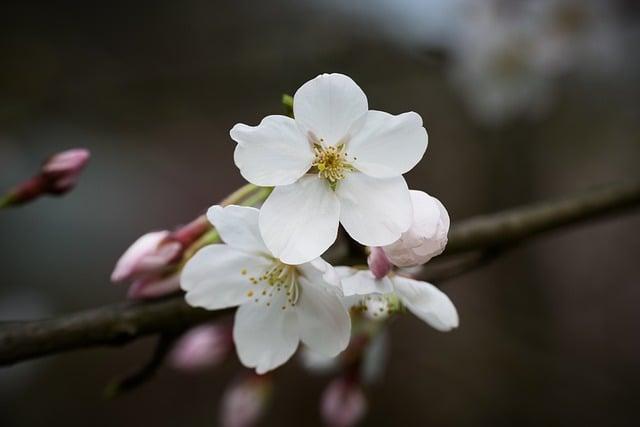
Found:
[1,0,640,425]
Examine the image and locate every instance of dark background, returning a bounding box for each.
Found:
[1,1,639,426]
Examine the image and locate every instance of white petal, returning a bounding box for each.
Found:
[298,258,342,290]
[348,111,428,178]
[296,276,351,358]
[231,115,313,186]
[233,292,299,374]
[207,205,269,255]
[293,73,368,145]
[392,276,459,332]
[340,270,394,297]
[336,173,412,246]
[181,245,271,310]
[334,266,357,279]
[259,176,340,265]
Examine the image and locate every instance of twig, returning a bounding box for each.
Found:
[418,249,502,283]
[104,331,180,398]
[0,180,639,367]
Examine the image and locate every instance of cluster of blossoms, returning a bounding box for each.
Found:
[182,73,458,373]
[112,73,458,425]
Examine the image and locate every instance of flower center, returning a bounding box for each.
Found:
[311,143,354,188]
[242,261,300,310]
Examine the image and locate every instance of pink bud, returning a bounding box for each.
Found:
[110,231,180,283]
[171,215,210,247]
[383,190,449,267]
[40,148,90,194]
[367,247,392,279]
[220,374,272,427]
[126,272,181,300]
[169,323,233,371]
[321,377,367,427]
[1,148,90,207]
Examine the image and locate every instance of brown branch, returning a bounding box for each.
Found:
[1,180,639,367]
[0,297,228,366]
[444,181,640,255]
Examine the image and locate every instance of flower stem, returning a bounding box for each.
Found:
[0,194,13,209]
[220,183,259,206]
[181,184,272,261]
[240,186,273,207]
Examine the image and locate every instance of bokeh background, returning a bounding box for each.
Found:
[1,0,640,426]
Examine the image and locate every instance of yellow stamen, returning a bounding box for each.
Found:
[312,143,354,187]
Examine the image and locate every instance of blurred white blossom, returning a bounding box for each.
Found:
[311,0,626,125]
[168,323,233,372]
[321,377,367,427]
[220,374,272,427]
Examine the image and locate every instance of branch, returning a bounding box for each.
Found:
[0,297,228,366]
[104,332,180,397]
[444,181,640,255]
[1,181,639,366]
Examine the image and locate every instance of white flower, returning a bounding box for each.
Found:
[181,205,351,374]
[231,73,428,264]
[339,268,458,332]
[383,190,450,267]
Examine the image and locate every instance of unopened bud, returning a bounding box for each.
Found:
[1,148,90,207]
[126,272,181,300]
[367,247,392,279]
[111,231,180,283]
[169,323,233,372]
[40,148,91,194]
[383,190,449,267]
[321,377,367,427]
[220,373,272,427]
[111,216,210,299]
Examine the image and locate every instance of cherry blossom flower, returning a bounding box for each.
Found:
[339,268,458,332]
[382,190,449,267]
[181,205,351,374]
[231,73,428,264]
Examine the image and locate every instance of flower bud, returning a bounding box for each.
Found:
[126,273,181,300]
[220,374,272,427]
[367,247,392,279]
[383,190,449,267]
[111,216,210,299]
[40,148,91,194]
[1,148,90,207]
[321,377,367,427]
[110,231,181,283]
[169,323,233,372]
